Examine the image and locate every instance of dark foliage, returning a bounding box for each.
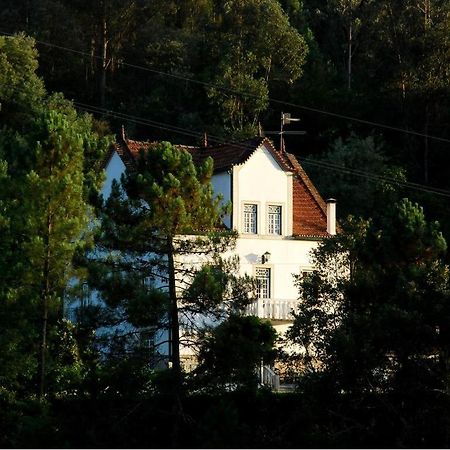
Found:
[1,391,449,448]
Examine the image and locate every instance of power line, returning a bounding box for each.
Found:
[72,101,450,198]
[1,30,450,145]
[2,78,450,198]
[299,158,450,197]
[74,101,205,141]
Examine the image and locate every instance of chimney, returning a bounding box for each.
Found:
[326,198,336,235]
[203,131,208,147]
[121,124,127,141]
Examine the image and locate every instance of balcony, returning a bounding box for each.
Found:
[246,298,298,321]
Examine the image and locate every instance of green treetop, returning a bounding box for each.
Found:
[288,198,450,398]
[91,141,252,394]
[0,34,110,399]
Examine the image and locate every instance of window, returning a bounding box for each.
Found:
[142,276,153,289]
[81,282,91,308]
[140,328,155,350]
[256,267,271,298]
[243,203,257,234]
[301,270,312,279]
[268,205,282,235]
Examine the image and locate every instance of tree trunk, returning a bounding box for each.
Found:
[347,20,352,90]
[100,7,108,108]
[424,103,430,184]
[25,0,30,30]
[38,213,52,399]
[38,294,48,399]
[167,237,181,381]
[167,236,183,448]
[423,0,431,29]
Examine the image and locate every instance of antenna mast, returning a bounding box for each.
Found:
[264,112,305,152]
[280,112,301,152]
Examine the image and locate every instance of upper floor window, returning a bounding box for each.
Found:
[244,203,257,234]
[256,267,271,298]
[268,205,282,235]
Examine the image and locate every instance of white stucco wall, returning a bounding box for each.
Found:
[233,144,293,236]
[234,236,317,301]
[102,151,126,199]
[211,171,231,228]
[227,142,318,307]
[230,234,321,350]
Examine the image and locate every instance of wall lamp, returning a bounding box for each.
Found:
[262,251,271,264]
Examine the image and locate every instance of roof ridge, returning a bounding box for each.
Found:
[259,138,296,173]
[203,136,265,151]
[114,138,137,173]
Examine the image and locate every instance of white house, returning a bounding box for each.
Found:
[102,131,336,347]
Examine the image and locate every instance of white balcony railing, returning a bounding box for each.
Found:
[246,298,298,321]
[260,364,280,390]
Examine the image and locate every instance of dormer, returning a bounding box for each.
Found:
[188,137,330,239]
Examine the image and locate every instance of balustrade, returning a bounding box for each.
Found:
[246,298,298,320]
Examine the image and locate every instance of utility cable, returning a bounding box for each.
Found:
[72,101,450,198]
[2,78,450,198]
[1,30,450,144]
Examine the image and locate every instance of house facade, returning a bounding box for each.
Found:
[102,132,336,341]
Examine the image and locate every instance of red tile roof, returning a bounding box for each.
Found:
[111,134,331,238]
[285,153,329,237]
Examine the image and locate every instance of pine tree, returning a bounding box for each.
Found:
[90,141,252,390]
[0,34,110,398]
[288,198,450,397]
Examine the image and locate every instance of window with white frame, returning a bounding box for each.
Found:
[256,267,271,298]
[268,205,282,235]
[300,270,314,285]
[140,328,156,355]
[243,203,257,234]
[81,282,91,308]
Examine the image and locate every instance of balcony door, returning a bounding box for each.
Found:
[256,267,271,299]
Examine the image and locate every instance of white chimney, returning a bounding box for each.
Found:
[326,198,336,235]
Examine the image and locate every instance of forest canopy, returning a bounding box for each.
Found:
[2,1,450,447]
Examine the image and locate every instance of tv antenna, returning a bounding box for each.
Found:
[265,112,305,152]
